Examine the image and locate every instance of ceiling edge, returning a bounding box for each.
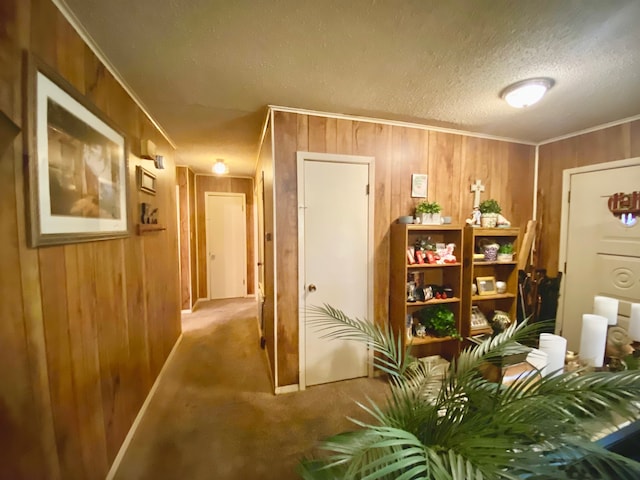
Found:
[537,113,640,146]
[52,0,177,149]
[269,105,537,146]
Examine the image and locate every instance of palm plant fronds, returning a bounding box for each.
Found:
[302,305,640,479]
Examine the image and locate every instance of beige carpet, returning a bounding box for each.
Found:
[113,298,389,479]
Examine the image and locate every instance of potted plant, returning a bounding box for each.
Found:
[415,201,442,225]
[416,305,460,339]
[478,198,501,228]
[497,242,514,262]
[302,305,640,479]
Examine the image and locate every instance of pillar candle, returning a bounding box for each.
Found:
[593,296,618,326]
[579,314,608,368]
[538,333,567,377]
[629,303,640,342]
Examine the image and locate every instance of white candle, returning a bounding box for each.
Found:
[579,314,608,368]
[593,296,618,326]
[629,303,640,342]
[538,333,567,377]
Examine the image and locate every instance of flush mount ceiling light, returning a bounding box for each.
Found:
[501,78,554,108]
[212,158,228,174]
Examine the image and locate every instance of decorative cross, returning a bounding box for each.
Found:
[471,179,485,207]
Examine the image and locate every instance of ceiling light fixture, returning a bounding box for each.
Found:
[212,158,228,175]
[501,78,554,108]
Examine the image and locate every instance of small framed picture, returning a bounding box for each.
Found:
[137,165,156,195]
[476,276,497,296]
[411,173,428,198]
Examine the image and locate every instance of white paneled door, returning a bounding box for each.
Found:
[205,193,246,300]
[560,162,640,350]
[299,155,372,387]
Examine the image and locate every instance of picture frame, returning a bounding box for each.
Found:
[137,166,156,195]
[411,173,428,198]
[476,276,497,296]
[23,53,129,247]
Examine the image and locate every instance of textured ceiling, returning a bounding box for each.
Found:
[59,0,640,176]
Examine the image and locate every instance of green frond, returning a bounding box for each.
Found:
[301,305,640,479]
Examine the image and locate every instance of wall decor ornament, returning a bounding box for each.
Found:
[137,165,156,195]
[23,53,129,247]
[411,173,428,198]
[608,191,639,226]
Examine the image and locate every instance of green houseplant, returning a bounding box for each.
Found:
[498,242,514,262]
[415,201,442,225]
[478,199,501,228]
[416,305,460,339]
[301,305,640,480]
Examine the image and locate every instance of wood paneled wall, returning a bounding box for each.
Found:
[537,120,640,275]
[195,175,255,299]
[177,166,197,310]
[272,111,535,386]
[0,1,181,478]
[255,120,275,383]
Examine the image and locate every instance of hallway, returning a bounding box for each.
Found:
[112,298,389,479]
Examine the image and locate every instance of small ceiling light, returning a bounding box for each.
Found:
[212,158,228,175]
[501,78,554,108]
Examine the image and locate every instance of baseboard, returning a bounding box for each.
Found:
[191,298,205,312]
[274,384,299,395]
[181,308,192,314]
[105,333,184,480]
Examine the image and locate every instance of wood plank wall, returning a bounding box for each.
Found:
[0,1,182,478]
[537,120,640,275]
[255,120,275,384]
[195,175,255,299]
[272,111,535,386]
[176,166,198,310]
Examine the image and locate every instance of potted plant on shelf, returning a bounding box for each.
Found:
[415,201,442,225]
[497,242,514,262]
[478,198,501,228]
[416,304,460,339]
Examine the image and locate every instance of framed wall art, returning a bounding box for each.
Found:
[23,53,129,247]
[137,165,156,195]
[411,173,427,198]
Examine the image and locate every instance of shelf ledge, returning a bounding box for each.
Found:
[137,224,167,234]
[406,297,460,307]
[472,293,516,301]
[408,335,458,345]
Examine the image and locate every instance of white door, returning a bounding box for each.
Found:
[299,154,372,387]
[205,193,247,299]
[559,162,640,351]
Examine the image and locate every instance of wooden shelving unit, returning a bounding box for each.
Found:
[390,224,464,360]
[462,226,521,338]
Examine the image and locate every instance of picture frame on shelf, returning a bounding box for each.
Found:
[23,53,129,247]
[137,165,156,195]
[476,276,497,296]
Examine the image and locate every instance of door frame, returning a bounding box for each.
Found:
[556,156,640,336]
[204,191,247,300]
[296,152,375,390]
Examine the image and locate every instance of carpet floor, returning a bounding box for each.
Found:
[113,298,390,479]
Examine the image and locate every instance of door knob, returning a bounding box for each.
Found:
[308,284,317,292]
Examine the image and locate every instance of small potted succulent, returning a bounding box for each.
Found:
[478,199,501,228]
[415,201,442,225]
[497,242,514,262]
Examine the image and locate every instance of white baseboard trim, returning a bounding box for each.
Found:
[105,333,184,480]
[275,384,299,395]
[180,308,192,314]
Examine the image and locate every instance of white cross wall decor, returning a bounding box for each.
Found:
[471,179,485,207]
